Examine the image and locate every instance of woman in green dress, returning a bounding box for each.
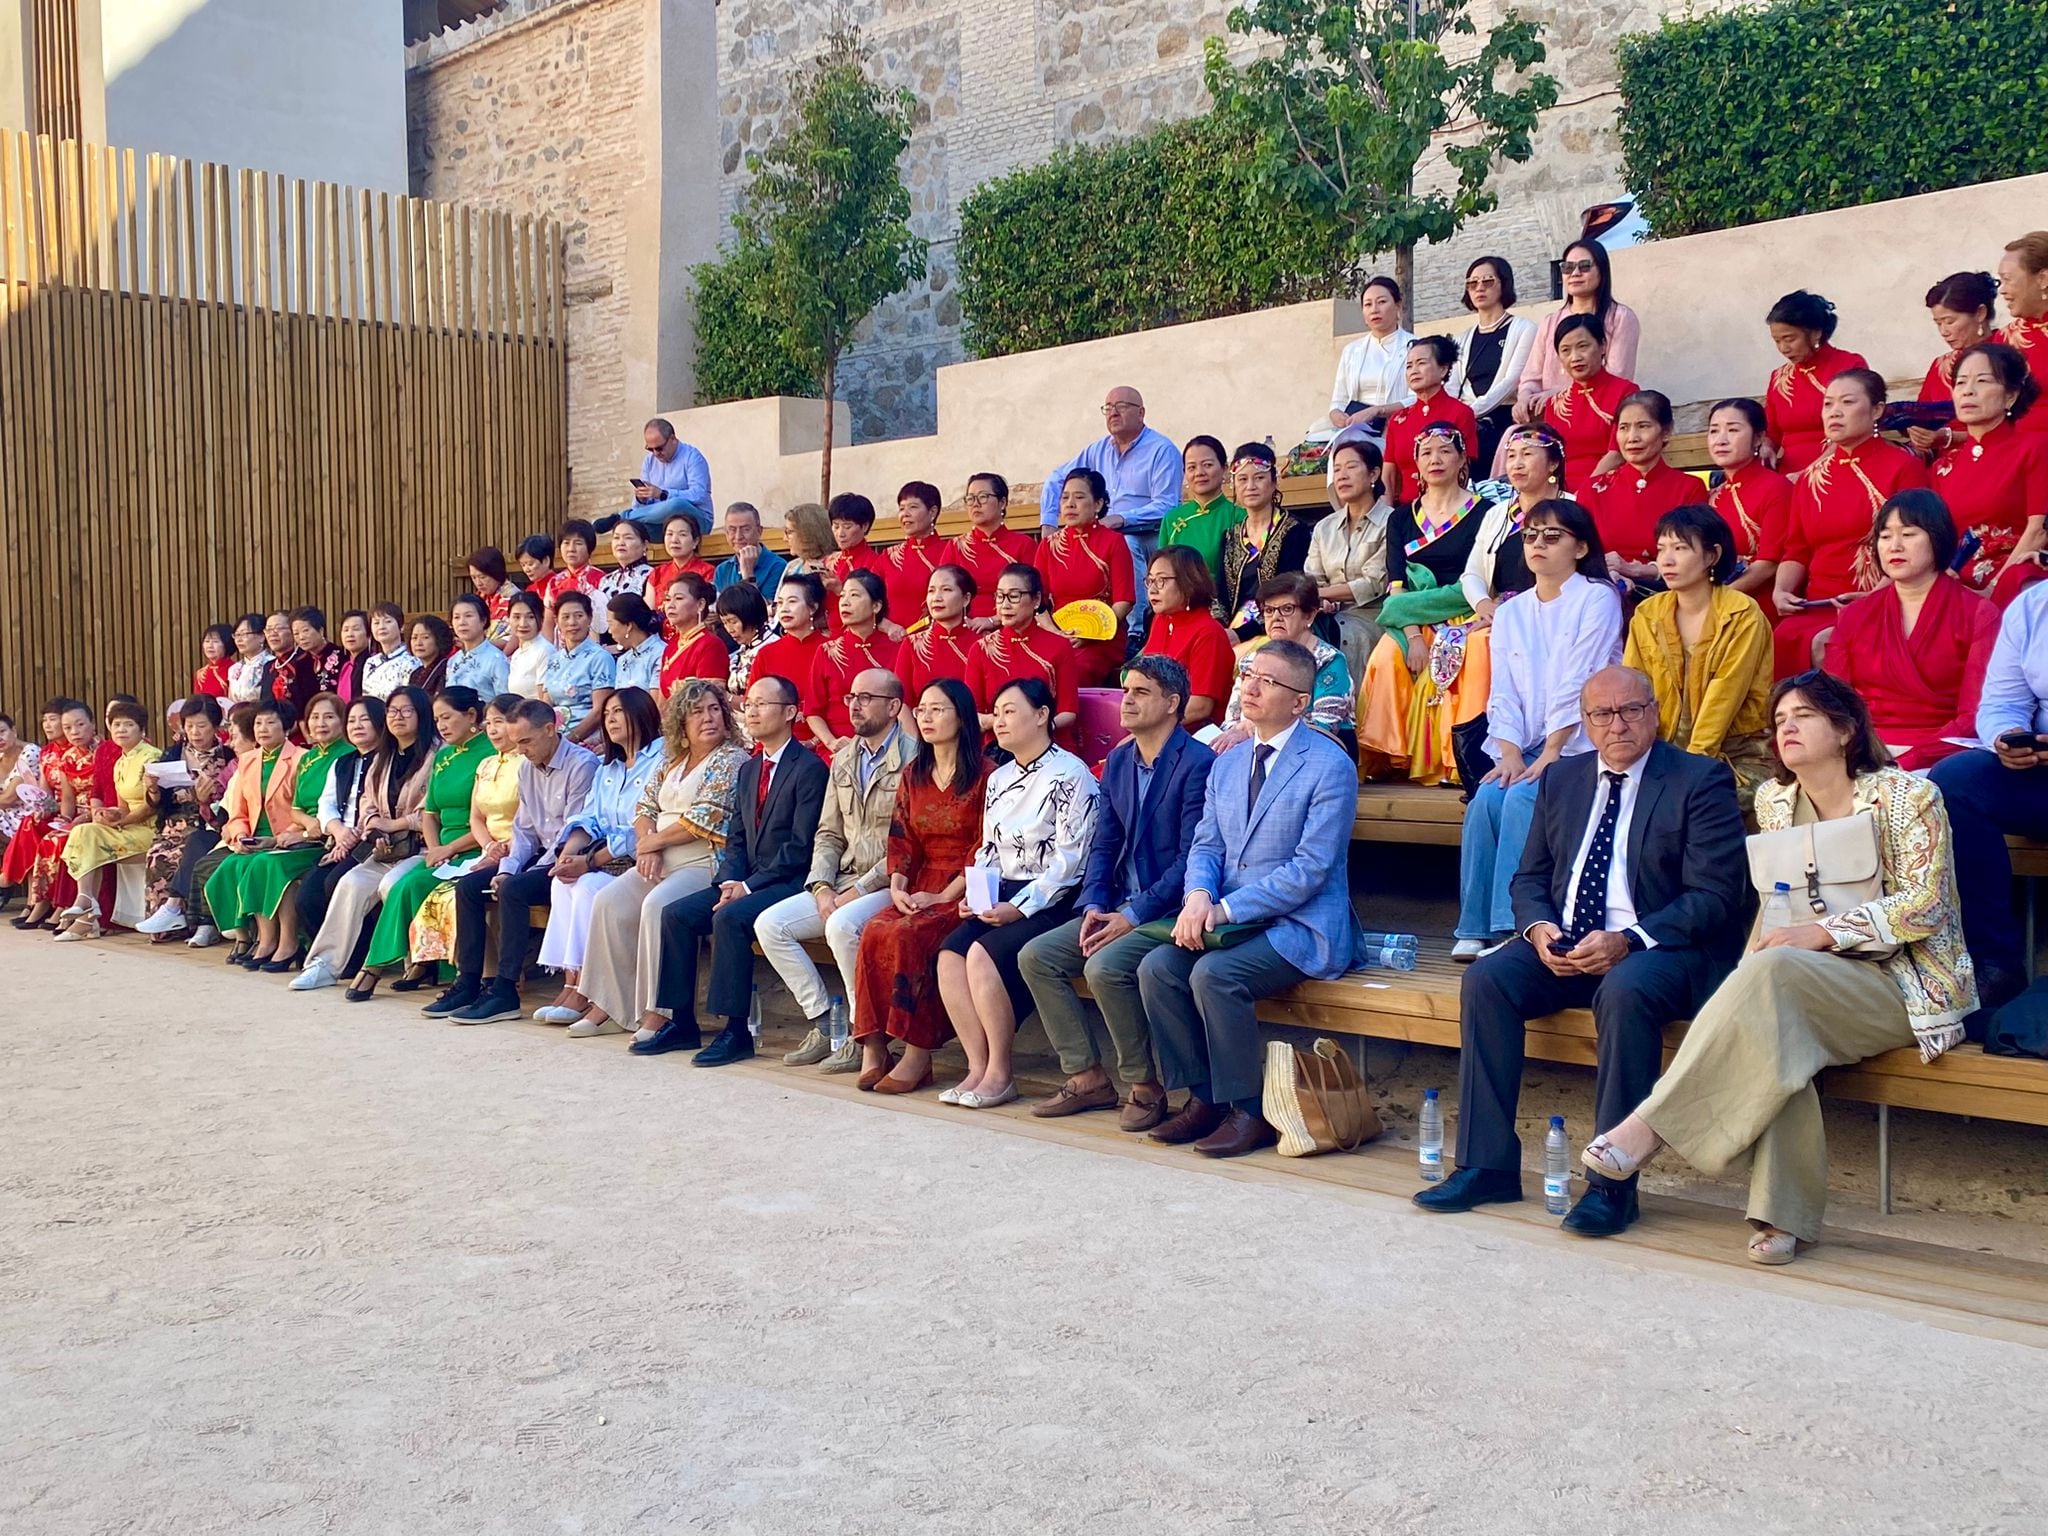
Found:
[347,686,493,999]
[1158,434,1243,600]
[205,692,350,970]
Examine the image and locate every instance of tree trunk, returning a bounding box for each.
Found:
[1395,243,1415,327]
[819,352,836,506]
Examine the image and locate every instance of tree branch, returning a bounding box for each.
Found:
[1279,90,1347,200]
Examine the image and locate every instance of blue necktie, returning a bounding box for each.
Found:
[1567,772,1628,942]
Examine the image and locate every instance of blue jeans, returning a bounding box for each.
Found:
[1457,774,1542,941]
[624,499,710,539]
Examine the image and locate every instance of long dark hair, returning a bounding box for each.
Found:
[376,685,440,791]
[1561,239,1616,321]
[1767,671,1892,784]
[908,678,983,796]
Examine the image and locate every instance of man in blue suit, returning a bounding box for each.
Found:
[1019,656,1216,1133]
[1138,639,1367,1157]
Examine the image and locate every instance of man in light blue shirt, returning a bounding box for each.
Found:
[598,417,713,538]
[711,501,787,600]
[1929,578,2048,1009]
[1040,385,1183,637]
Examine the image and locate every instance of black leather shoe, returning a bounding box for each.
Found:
[591,512,622,534]
[629,1018,704,1056]
[1561,1180,1639,1237]
[691,1025,756,1067]
[1413,1165,1524,1212]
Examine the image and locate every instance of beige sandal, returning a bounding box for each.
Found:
[1581,1133,1650,1182]
[1747,1228,1800,1266]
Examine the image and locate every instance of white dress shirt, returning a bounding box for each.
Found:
[1217,719,1302,922]
[1485,572,1623,760]
[1326,328,1417,421]
[1558,752,1656,948]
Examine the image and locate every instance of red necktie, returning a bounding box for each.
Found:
[756,753,774,813]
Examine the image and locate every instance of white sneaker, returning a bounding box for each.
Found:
[289,957,337,991]
[1450,938,1488,961]
[531,1005,582,1025]
[566,1016,625,1038]
[187,925,221,948]
[818,1038,860,1073]
[135,903,186,936]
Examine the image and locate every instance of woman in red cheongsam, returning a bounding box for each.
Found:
[1762,290,1865,476]
[1033,467,1134,688]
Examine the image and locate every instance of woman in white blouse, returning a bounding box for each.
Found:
[1448,256,1539,473]
[1458,424,1570,621]
[1323,275,1414,439]
[1454,498,1622,958]
[504,590,556,700]
[937,677,1099,1110]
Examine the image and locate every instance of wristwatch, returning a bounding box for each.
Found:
[1623,929,1647,953]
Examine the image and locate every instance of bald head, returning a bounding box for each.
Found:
[849,666,904,740]
[1580,666,1658,771]
[1102,385,1146,445]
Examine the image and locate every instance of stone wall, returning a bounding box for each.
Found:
[408,0,654,521]
[714,0,1715,442]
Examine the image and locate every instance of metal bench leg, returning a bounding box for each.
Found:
[1877,1104,1892,1217]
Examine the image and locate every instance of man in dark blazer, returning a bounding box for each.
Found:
[1017,655,1216,1132]
[1416,666,1748,1235]
[634,674,829,1063]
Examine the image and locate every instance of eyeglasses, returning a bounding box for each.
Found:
[1101,401,1139,415]
[1241,672,1309,696]
[1521,527,1572,547]
[1258,602,1303,622]
[993,588,1034,603]
[1585,702,1654,726]
[1143,574,1177,589]
[912,702,954,717]
[1559,259,1597,276]
[842,691,898,708]
[964,492,1001,507]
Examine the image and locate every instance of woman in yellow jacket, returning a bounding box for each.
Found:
[1624,503,1774,811]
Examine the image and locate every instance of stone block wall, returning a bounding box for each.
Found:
[408,0,653,520]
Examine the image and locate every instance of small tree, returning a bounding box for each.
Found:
[738,24,928,501]
[1204,0,1558,319]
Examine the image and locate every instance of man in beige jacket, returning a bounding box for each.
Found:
[754,667,915,1072]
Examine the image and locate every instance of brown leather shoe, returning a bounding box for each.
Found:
[1029,1081,1120,1119]
[1193,1108,1279,1158]
[1148,1096,1226,1145]
[1118,1092,1169,1134]
[871,1063,935,1096]
[856,1053,899,1091]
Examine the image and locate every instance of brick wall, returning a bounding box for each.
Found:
[408,0,651,523]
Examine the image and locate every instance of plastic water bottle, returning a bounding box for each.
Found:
[1544,1115,1571,1214]
[1360,930,1420,971]
[828,996,848,1052]
[747,994,762,1045]
[1418,1088,1444,1182]
[1761,881,1793,937]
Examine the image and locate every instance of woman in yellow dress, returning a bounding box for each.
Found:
[404,693,525,979]
[54,699,161,941]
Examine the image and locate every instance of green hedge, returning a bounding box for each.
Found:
[957,114,1351,359]
[691,236,819,404]
[1617,0,2048,238]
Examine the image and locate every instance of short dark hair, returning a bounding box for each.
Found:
[508,589,544,622]
[450,592,490,625]
[291,605,327,633]
[180,693,223,728]
[992,675,1058,726]
[752,673,801,708]
[434,685,484,721]
[1182,434,1228,469]
[468,546,508,583]
[1554,311,1607,352]
[1524,497,1609,581]
[1833,367,1887,408]
[371,600,405,627]
[609,519,648,546]
[244,699,285,734]
[558,518,596,548]
[1363,274,1402,305]
[669,571,717,607]
[1925,270,1998,321]
[715,582,769,632]
[996,562,1044,609]
[1618,389,1675,434]
[1653,503,1740,585]
[1257,637,1317,693]
[967,471,1009,502]
[608,593,658,635]
[1121,653,1190,720]
[1409,333,1459,370]
[827,492,876,527]
[1061,467,1109,507]
[841,567,887,618]
[552,590,592,619]
[1151,544,1217,613]
[1870,487,1959,574]
[1460,255,1518,310]
[930,562,977,601]
[487,691,525,718]
[1766,289,1840,341]
[201,621,236,659]
[1257,570,1322,614]
[517,533,556,564]
[233,612,265,638]
[511,697,560,730]
[896,480,941,511]
[1767,671,1892,784]
[664,507,701,533]
[1328,436,1384,497]
[410,612,455,654]
[645,416,676,438]
[107,698,149,729]
[1959,341,2041,424]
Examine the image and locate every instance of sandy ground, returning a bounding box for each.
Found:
[4,936,2047,1536]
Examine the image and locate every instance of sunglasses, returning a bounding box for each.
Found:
[1521,527,1573,547]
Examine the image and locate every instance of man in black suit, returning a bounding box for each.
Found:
[633,675,829,1064]
[1415,666,1748,1235]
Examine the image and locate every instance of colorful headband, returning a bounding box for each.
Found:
[1416,422,1467,444]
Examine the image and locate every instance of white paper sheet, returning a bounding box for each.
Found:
[964,863,1001,916]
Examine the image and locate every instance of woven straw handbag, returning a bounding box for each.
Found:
[1263,1037,1383,1157]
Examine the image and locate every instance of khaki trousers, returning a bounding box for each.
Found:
[1639,948,1913,1242]
[306,855,423,973]
[578,852,716,1025]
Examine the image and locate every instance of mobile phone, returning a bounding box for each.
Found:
[628,477,651,489]
[1547,940,1574,955]
[1998,729,2046,751]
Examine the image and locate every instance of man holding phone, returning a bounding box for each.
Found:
[594,417,713,539]
[1416,667,1748,1235]
[1930,580,2048,1013]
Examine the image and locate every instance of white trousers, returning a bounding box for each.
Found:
[307,854,423,972]
[536,869,618,972]
[752,887,893,1022]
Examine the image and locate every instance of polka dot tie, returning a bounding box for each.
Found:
[1566,771,1629,943]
